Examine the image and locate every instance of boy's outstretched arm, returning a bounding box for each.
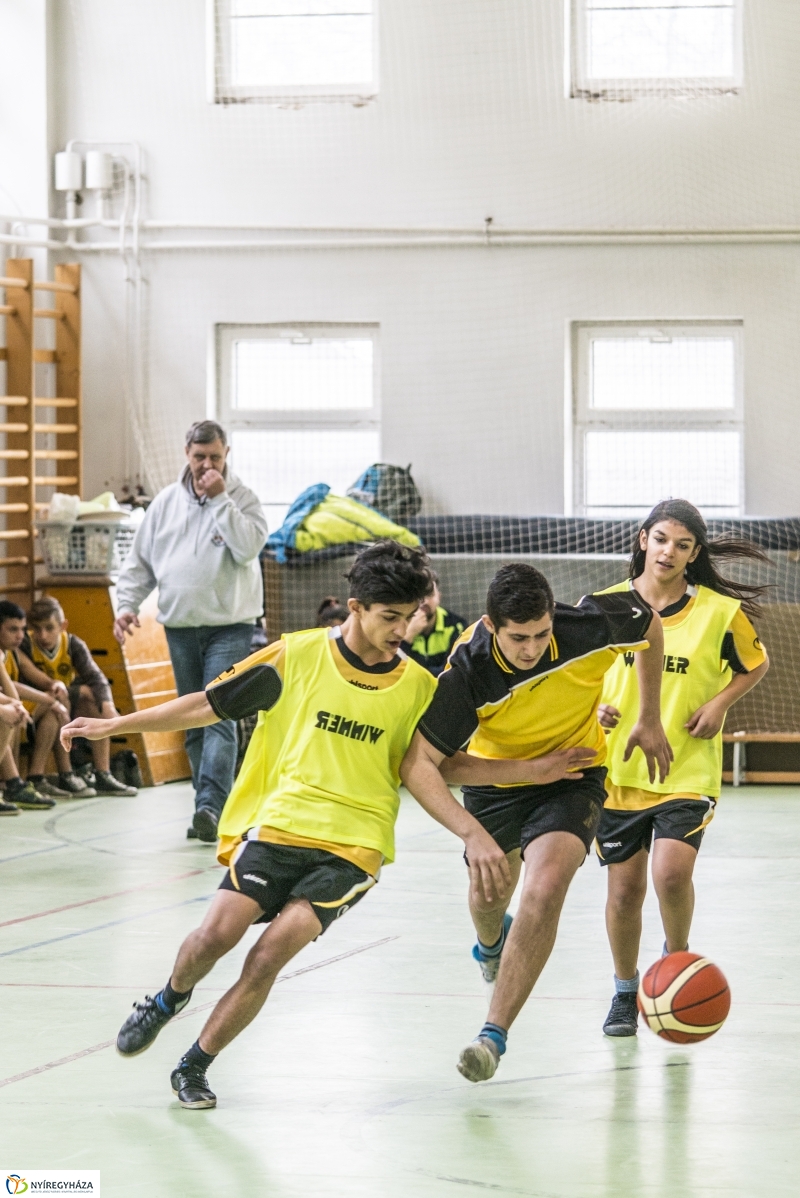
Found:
[60,691,217,750]
[400,730,511,904]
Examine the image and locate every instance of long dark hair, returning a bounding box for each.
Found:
[630,499,770,619]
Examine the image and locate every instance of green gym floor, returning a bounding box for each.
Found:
[0,784,797,1198]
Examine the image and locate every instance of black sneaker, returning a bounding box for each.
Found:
[186,826,199,840]
[192,808,219,843]
[93,769,138,797]
[171,1059,217,1109]
[117,995,174,1056]
[6,781,56,810]
[0,799,20,816]
[603,991,639,1037]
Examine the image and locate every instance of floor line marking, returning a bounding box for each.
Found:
[0,895,213,958]
[0,813,191,866]
[0,866,220,929]
[0,935,399,1090]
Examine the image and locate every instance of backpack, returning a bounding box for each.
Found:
[347,463,422,525]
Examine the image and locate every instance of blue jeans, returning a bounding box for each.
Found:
[165,623,255,819]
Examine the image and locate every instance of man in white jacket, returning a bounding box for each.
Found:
[114,420,268,842]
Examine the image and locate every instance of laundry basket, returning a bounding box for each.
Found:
[38,520,136,576]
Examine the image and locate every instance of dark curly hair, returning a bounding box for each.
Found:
[486,563,555,628]
[345,540,433,607]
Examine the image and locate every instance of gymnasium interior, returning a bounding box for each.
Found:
[1,2,798,1195]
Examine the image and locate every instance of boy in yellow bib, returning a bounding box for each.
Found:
[596,500,769,1036]
[62,540,586,1110]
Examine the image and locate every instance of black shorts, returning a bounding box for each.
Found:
[462,767,607,858]
[218,839,377,933]
[596,797,716,866]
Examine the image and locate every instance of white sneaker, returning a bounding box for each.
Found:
[457,1037,500,1083]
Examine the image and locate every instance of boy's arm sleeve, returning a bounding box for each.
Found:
[70,637,113,707]
[206,641,285,721]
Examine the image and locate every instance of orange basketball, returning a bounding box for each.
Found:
[637,951,731,1043]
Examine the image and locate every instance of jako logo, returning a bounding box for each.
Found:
[6,1177,28,1195]
[315,711,385,743]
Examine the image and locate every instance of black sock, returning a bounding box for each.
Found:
[27,774,43,783]
[182,1039,216,1071]
[155,980,193,1016]
[5,777,23,793]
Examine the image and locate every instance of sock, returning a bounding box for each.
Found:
[614,971,640,994]
[182,1039,216,1071]
[27,774,43,783]
[477,923,508,959]
[155,979,193,1016]
[5,777,23,793]
[478,1022,507,1056]
[662,941,689,957]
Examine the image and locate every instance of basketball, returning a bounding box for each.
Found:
[638,952,731,1043]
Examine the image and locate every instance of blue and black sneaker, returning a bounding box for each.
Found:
[117,994,175,1056]
[472,912,513,986]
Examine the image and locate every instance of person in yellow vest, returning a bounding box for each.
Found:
[596,499,770,1037]
[0,599,69,806]
[401,573,466,677]
[24,598,137,797]
[61,540,591,1110]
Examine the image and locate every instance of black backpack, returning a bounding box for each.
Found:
[347,463,422,525]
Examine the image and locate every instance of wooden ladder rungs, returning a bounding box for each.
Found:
[0,397,28,407]
[0,503,29,513]
[0,476,29,487]
[33,308,64,320]
[0,557,30,567]
[0,450,29,460]
[0,276,29,290]
[0,305,17,317]
[0,530,30,541]
[0,423,29,434]
[35,280,77,294]
[0,584,34,594]
[34,398,77,408]
[34,450,78,461]
[33,350,57,364]
[34,424,78,434]
[34,475,77,486]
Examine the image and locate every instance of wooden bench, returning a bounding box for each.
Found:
[722,732,800,787]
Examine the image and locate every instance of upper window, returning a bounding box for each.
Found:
[570,0,743,99]
[570,321,744,518]
[211,0,378,104]
[217,324,380,529]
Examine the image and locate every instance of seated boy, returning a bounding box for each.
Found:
[23,597,137,797]
[0,655,54,813]
[0,600,71,801]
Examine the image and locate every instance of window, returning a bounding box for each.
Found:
[217,324,380,529]
[570,0,742,98]
[570,322,744,518]
[211,0,378,103]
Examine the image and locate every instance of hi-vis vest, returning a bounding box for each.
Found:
[28,631,76,686]
[601,582,740,797]
[217,627,437,866]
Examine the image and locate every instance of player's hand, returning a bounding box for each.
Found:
[49,680,69,702]
[685,699,727,740]
[598,704,621,730]
[0,699,27,728]
[194,468,226,499]
[49,699,69,724]
[624,719,673,784]
[113,611,140,645]
[463,827,512,905]
[61,715,118,751]
[528,746,597,784]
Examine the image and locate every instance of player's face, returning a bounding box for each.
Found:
[641,520,701,583]
[0,617,26,650]
[482,613,554,670]
[186,438,228,485]
[353,600,422,655]
[31,615,65,652]
[418,585,440,625]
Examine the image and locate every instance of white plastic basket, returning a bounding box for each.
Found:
[38,520,136,576]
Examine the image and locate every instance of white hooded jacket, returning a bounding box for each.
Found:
[115,469,268,628]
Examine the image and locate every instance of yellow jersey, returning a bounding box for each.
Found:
[601,582,767,803]
[26,631,76,686]
[207,627,437,869]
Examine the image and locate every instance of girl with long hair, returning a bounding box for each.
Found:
[596,499,770,1036]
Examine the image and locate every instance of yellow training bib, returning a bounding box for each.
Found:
[600,583,740,798]
[218,628,436,865]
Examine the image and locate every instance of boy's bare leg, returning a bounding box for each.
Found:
[170,890,266,993]
[29,708,62,776]
[651,838,696,954]
[606,850,649,981]
[197,898,322,1055]
[73,688,111,772]
[468,848,521,948]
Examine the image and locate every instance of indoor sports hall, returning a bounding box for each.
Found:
[1,3,799,1196]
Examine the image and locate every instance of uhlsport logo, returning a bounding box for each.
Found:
[6,1178,28,1195]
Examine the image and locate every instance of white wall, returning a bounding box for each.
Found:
[42,0,800,514]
